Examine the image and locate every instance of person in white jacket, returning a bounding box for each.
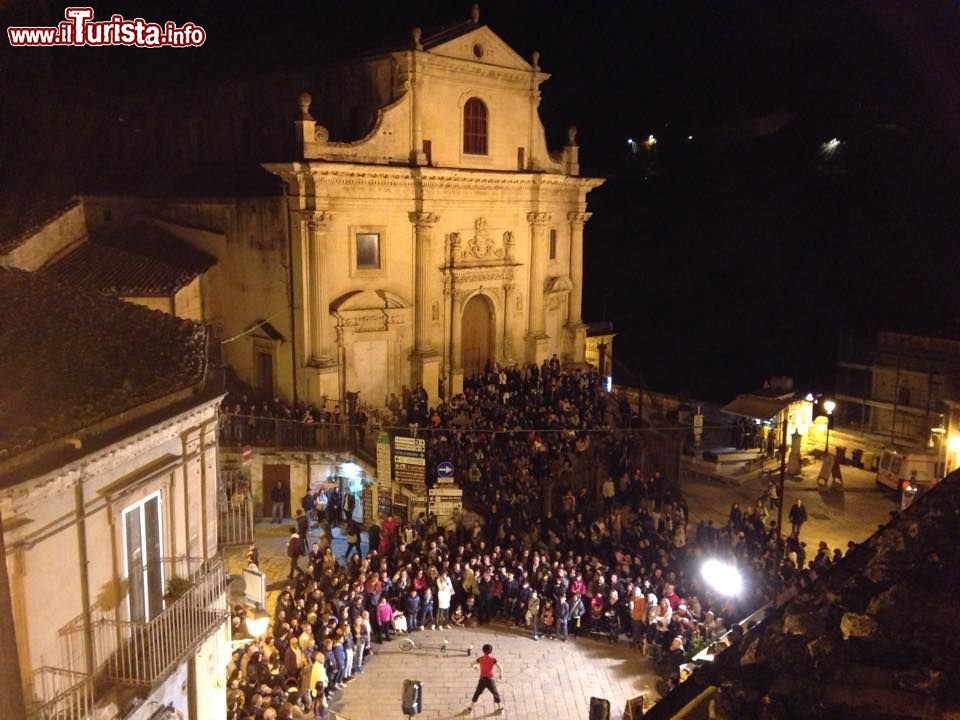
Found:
[437,571,454,630]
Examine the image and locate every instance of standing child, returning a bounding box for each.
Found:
[556,594,570,642]
[421,588,436,630]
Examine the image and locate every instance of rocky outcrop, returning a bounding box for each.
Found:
[657,471,960,720]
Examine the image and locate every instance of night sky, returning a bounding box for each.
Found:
[4,0,960,401]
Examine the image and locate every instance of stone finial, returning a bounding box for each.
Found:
[531,50,540,71]
[567,125,578,146]
[412,26,423,51]
[298,92,313,120]
[470,3,480,23]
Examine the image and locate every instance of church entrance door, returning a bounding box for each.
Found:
[461,294,494,380]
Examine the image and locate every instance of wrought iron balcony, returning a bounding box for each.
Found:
[95,556,227,687]
[31,666,94,720]
[31,556,227,719]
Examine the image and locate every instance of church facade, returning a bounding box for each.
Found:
[264,17,604,408]
[1,9,604,412]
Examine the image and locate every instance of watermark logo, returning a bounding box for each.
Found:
[7,7,206,47]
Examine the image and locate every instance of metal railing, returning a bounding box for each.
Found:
[31,666,94,720]
[219,413,369,453]
[95,556,227,686]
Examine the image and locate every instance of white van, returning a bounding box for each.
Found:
[876,449,942,491]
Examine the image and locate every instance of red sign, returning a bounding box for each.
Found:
[242,445,252,464]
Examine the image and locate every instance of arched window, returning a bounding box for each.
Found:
[463,97,488,155]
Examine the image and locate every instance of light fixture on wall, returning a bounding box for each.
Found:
[823,399,836,454]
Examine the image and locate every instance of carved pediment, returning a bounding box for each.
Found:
[449,218,514,267]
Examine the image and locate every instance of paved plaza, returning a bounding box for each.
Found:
[224,456,898,719]
[682,460,899,552]
[327,624,657,720]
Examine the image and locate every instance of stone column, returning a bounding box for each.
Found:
[566,211,592,363]
[409,212,441,398]
[304,210,333,364]
[526,211,552,362]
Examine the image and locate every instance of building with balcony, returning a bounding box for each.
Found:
[0,268,228,719]
[835,330,960,449]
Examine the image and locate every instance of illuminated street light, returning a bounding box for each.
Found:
[823,399,836,454]
[644,134,657,148]
[821,137,841,157]
[246,605,270,638]
[701,559,743,597]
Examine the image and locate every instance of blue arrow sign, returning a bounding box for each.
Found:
[437,461,454,477]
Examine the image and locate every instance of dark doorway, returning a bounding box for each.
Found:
[461,294,494,379]
[255,349,274,398]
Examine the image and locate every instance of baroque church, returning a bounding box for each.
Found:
[2,4,604,411]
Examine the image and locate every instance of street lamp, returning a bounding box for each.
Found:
[700,559,743,597]
[245,604,270,638]
[823,399,836,454]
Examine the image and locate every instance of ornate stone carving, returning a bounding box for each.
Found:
[303,210,333,232]
[431,302,440,321]
[314,126,329,144]
[567,211,592,226]
[409,211,440,228]
[527,212,552,226]
[466,217,503,259]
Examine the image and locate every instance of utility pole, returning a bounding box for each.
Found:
[775,416,788,567]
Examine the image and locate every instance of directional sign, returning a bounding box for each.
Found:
[429,487,463,498]
[393,435,425,486]
[431,501,463,513]
[437,461,454,478]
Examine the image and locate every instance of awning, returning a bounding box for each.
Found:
[721,395,793,420]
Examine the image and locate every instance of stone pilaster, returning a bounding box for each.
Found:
[526,211,552,363]
[449,289,466,397]
[409,211,441,398]
[304,210,333,365]
[566,211,592,363]
[502,231,517,365]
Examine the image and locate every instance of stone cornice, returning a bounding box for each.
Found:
[393,51,550,88]
[264,162,604,193]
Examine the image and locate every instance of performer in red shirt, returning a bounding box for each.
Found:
[469,643,504,712]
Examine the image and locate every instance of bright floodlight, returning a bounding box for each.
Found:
[701,559,743,597]
[823,399,836,415]
[246,607,270,638]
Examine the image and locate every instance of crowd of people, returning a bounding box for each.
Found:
[224,361,853,719]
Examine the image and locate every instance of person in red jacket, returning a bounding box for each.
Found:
[469,643,504,712]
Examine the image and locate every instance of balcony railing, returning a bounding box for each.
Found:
[94,556,227,687]
[31,666,94,720]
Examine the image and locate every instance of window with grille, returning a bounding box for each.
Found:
[463,98,488,155]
